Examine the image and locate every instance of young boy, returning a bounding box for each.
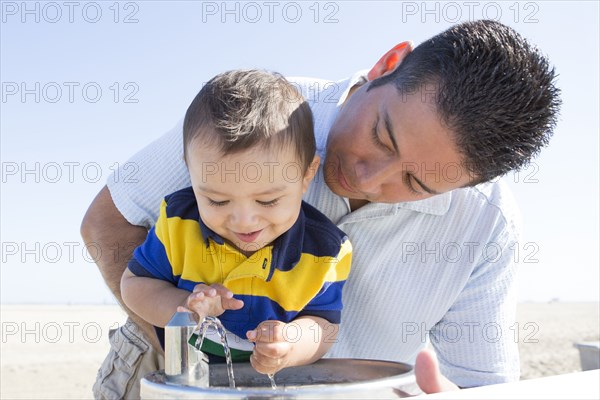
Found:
[120,70,352,375]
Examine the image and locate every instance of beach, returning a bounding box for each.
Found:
[1,302,598,399]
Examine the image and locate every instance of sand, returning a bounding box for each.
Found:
[1,302,598,399]
[516,302,599,379]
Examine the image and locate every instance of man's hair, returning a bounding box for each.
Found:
[369,20,561,184]
[183,69,315,173]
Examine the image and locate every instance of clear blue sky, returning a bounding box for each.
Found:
[1,1,598,303]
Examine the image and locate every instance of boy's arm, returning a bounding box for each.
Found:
[121,268,190,327]
[247,316,338,374]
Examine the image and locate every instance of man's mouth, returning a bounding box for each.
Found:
[233,230,263,243]
[337,162,357,193]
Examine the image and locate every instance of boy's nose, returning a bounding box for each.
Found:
[229,208,258,230]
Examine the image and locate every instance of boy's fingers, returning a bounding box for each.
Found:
[192,284,217,297]
[250,353,278,375]
[254,341,288,359]
[251,321,285,343]
[211,283,234,299]
[192,283,208,293]
[223,297,244,310]
[188,292,205,303]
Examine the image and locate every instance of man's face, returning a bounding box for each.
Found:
[324,82,474,203]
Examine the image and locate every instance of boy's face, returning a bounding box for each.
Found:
[325,82,474,203]
[187,138,319,256]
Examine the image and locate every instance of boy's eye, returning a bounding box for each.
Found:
[208,198,228,207]
[257,198,280,207]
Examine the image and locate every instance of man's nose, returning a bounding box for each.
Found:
[354,161,394,196]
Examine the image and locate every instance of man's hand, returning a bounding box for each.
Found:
[415,348,460,393]
[177,283,244,320]
[246,320,293,375]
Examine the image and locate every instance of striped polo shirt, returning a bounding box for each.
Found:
[128,186,352,359]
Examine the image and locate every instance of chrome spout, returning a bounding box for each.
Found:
[164,311,209,387]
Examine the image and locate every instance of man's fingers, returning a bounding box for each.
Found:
[415,349,460,394]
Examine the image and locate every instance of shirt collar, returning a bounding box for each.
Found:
[197,207,305,277]
[336,70,369,108]
[269,207,305,276]
[395,191,453,216]
[198,218,224,247]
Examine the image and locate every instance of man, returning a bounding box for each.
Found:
[81,20,560,398]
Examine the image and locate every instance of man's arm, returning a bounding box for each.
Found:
[80,185,162,350]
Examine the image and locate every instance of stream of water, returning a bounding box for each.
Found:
[192,316,277,390]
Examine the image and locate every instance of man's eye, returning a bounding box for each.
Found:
[405,174,423,196]
[208,198,228,207]
[371,123,392,153]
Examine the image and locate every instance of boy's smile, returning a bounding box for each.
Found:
[234,229,263,243]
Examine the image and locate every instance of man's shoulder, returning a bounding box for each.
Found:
[452,178,522,236]
[162,187,199,221]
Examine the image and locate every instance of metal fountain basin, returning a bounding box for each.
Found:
[141,358,417,399]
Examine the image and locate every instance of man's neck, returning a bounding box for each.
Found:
[349,198,369,212]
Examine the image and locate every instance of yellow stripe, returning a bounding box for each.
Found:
[155,201,220,283]
[227,240,352,311]
[155,200,273,284]
[155,197,352,311]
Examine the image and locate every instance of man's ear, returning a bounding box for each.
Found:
[367,41,414,81]
[302,155,321,192]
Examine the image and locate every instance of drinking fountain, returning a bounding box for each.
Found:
[140,312,418,399]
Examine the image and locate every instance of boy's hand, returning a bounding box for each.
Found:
[177,283,244,320]
[246,320,293,375]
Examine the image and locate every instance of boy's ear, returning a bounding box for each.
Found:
[367,41,414,81]
[302,155,321,192]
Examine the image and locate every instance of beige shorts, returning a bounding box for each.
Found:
[93,318,164,400]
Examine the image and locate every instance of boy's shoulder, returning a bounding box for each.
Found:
[162,186,199,221]
[300,201,350,258]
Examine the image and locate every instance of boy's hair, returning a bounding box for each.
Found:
[368,20,561,184]
[183,69,315,172]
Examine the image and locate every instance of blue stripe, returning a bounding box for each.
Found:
[178,277,203,292]
[304,280,345,312]
[127,258,156,278]
[297,309,341,324]
[164,187,199,221]
[217,289,344,339]
[130,226,178,284]
[301,202,349,258]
